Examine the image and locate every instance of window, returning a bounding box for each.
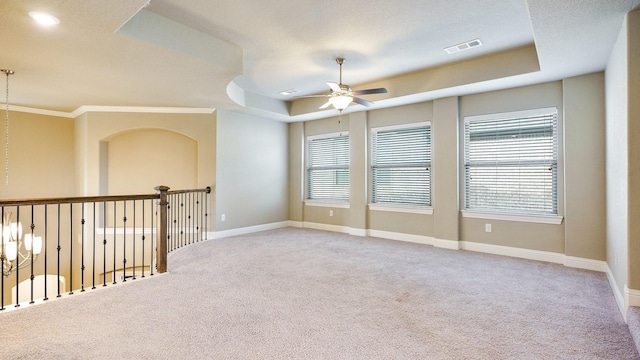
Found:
[464,107,558,215]
[306,133,350,202]
[371,123,431,207]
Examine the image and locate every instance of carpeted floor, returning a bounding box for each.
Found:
[0,227,638,359]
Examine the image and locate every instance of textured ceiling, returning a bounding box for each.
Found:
[1,0,639,121]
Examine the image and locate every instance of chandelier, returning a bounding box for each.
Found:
[0,69,42,277]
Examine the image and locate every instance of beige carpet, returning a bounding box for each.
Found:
[0,227,637,359]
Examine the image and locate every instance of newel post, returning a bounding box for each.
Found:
[155,185,170,273]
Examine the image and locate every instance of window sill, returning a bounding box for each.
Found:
[304,200,350,209]
[369,204,433,215]
[461,210,563,225]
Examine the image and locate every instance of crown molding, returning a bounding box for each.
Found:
[9,105,74,118]
[7,105,216,118]
[71,105,216,118]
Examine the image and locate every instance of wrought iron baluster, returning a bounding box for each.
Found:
[44,205,48,300]
[56,204,61,298]
[168,197,173,252]
[196,192,201,242]
[180,193,184,248]
[189,193,196,244]
[122,200,127,283]
[141,200,145,278]
[15,206,20,307]
[112,201,117,285]
[187,192,191,245]
[92,202,96,290]
[102,202,107,287]
[150,202,154,276]
[1,207,4,310]
[132,200,136,280]
[29,205,35,304]
[69,204,73,296]
[81,203,85,292]
[205,188,209,240]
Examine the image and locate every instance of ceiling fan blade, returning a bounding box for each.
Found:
[319,100,332,109]
[327,82,342,92]
[353,97,374,107]
[353,87,387,95]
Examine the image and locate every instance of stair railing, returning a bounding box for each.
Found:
[0,185,212,311]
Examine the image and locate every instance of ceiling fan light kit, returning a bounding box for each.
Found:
[299,57,387,112]
[328,95,354,111]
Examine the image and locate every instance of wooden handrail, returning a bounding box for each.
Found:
[0,194,159,207]
[167,186,211,195]
[0,186,213,206]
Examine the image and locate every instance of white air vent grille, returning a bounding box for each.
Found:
[279,88,300,96]
[445,39,483,54]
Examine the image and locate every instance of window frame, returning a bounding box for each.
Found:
[305,132,350,204]
[462,107,563,223]
[369,122,432,211]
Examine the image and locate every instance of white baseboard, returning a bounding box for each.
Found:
[607,265,626,319]
[563,256,608,272]
[214,221,289,239]
[433,238,461,250]
[301,221,352,234]
[349,228,367,237]
[288,221,303,228]
[626,286,640,308]
[367,229,433,245]
[460,241,565,264]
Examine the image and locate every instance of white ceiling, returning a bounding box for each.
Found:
[1,0,639,121]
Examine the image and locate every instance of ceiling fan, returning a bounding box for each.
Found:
[302,57,387,111]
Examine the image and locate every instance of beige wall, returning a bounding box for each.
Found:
[288,122,304,223]
[292,77,607,260]
[563,73,606,260]
[606,14,629,297]
[458,81,565,253]
[433,97,459,242]
[2,111,75,198]
[627,9,640,291]
[75,111,216,197]
[215,109,289,232]
[106,129,198,195]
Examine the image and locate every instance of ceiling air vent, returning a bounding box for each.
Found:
[279,88,299,96]
[444,39,483,54]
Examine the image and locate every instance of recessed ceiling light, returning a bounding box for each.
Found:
[29,11,60,26]
[279,89,299,96]
[444,39,482,54]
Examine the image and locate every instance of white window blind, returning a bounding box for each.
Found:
[464,108,558,215]
[371,123,431,206]
[306,133,350,202]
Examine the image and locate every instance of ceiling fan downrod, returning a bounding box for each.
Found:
[336,57,344,85]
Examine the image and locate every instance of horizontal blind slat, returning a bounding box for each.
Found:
[307,134,350,201]
[464,110,558,215]
[372,125,431,206]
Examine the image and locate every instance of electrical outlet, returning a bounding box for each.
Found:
[329,210,333,217]
[221,214,226,222]
[485,223,492,232]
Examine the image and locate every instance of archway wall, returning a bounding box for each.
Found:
[75,110,216,197]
